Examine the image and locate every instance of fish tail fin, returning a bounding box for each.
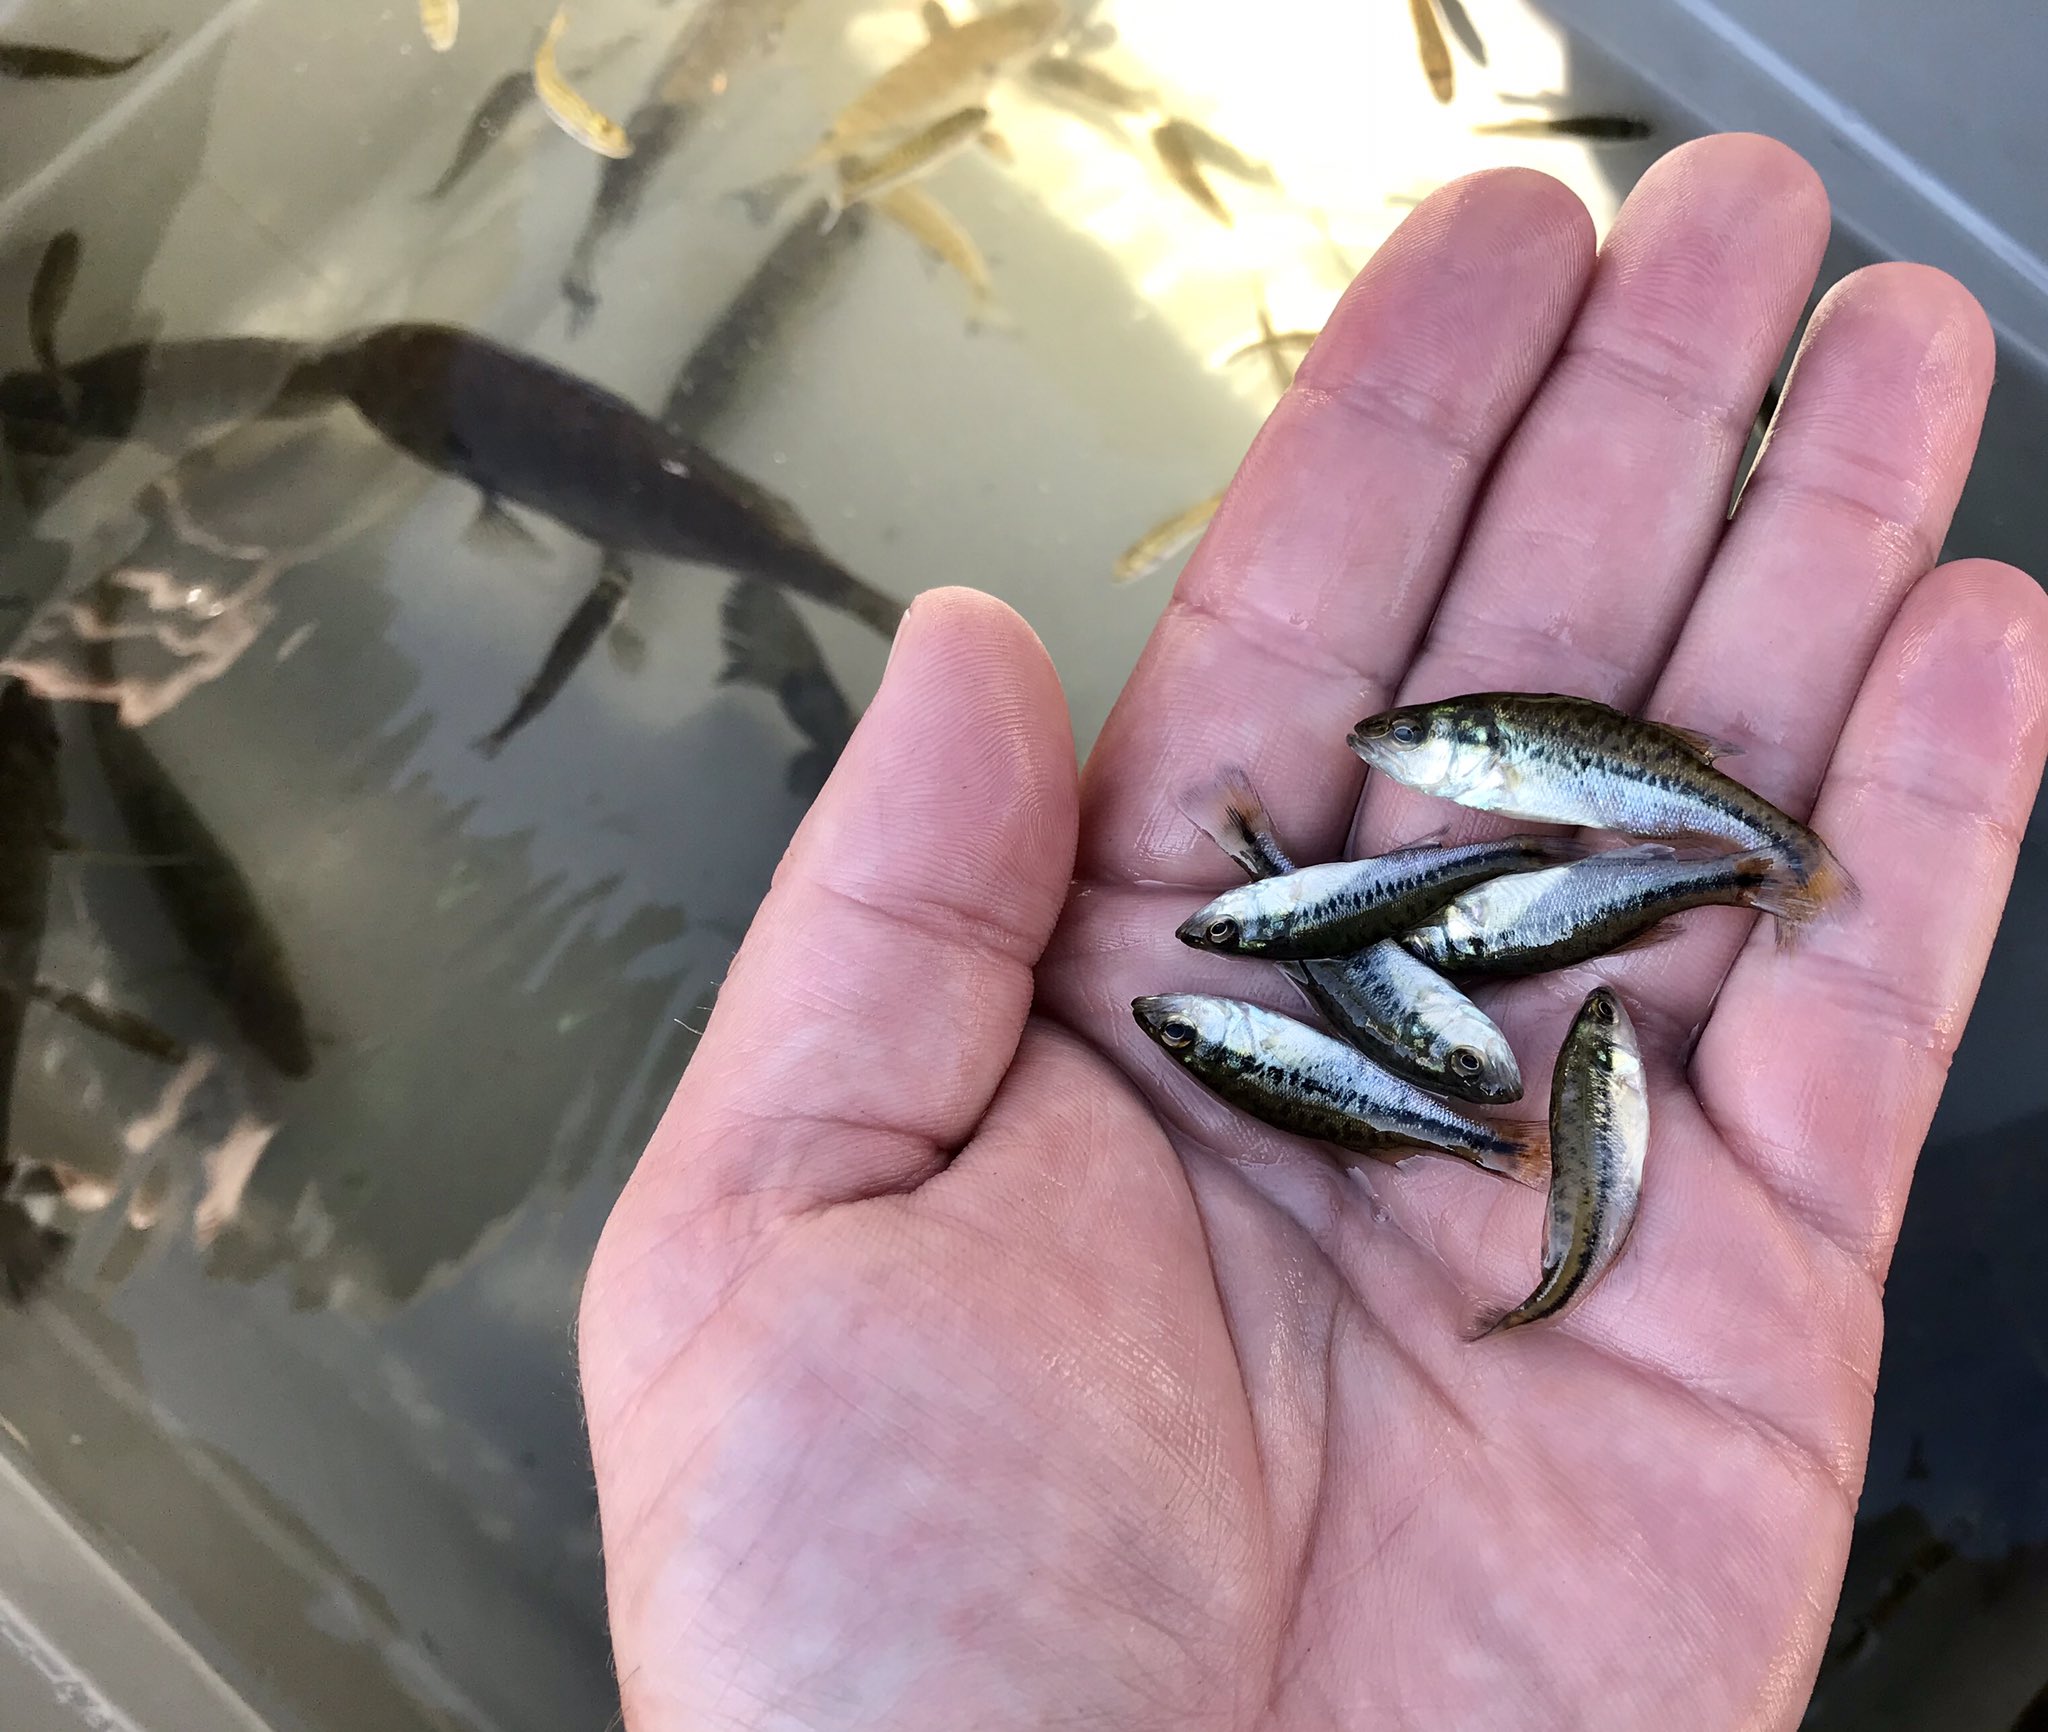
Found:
[1177,765,1279,876]
[1466,1305,1521,1343]
[719,579,808,693]
[1481,1121,1549,1189]
[1748,840,1859,945]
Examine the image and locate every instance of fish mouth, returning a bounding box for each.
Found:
[1131,995,1179,1036]
[1346,724,1395,770]
[1173,911,1223,950]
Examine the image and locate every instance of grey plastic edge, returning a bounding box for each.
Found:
[1542,0,2048,370]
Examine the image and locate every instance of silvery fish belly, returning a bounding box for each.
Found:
[1405,844,1807,976]
[1349,690,1853,919]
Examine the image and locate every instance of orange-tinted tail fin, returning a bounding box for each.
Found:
[1746,839,1859,944]
[1477,1120,1548,1190]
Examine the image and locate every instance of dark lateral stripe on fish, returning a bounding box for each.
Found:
[0,35,165,79]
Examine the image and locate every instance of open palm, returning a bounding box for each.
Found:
[579,137,2048,1731]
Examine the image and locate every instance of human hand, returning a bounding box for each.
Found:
[579,135,2048,1730]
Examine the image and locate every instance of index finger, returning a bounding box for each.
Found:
[1077,169,1596,884]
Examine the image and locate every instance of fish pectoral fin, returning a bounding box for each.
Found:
[462,495,548,557]
[1651,719,1745,763]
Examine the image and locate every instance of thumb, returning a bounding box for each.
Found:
[594,584,1078,1269]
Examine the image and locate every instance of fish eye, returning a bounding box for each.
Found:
[1448,1047,1483,1077]
[1589,994,1618,1024]
[1390,719,1423,746]
[1159,1018,1197,1049]
[1204,916,1239,946]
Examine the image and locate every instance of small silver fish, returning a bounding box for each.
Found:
[28,231,79,381]
[1159,117,1277,188]
[1477,985,1647,1335]
[1436,0,1486,65]
[1181,766,1522,1102]
[805,0,1063,164]
[535,8,632,158]
[1112,491,1220,584]
[1405,843,1806,976]
[1475,114,1654,142]
[1409,0,1453,103]
[1349,691,1853,920]
[831,104,989,219]
[872,182,994,313]
[420,0,458,52]
[1177,831,1585,960]
[1023,52,1156,115]
[1151,120,1232,225]
[1134,994,1548,1186]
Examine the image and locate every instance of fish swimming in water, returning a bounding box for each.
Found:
[1436,0,1487,65]
[1151,120,1232,225]
[1476,985,1647,1335]
[0,335,349,458]
[1404,843,1808,977]
[720,578,856,798]
[1023,52,1156,115]
[660,201,870,438]
[0,35,165,81]
[476,556,635,757]
[328,322,904,636]
[27,232,79,383]
[1349,691,1853,919]
[1113,491,1220,584]
[420,0,458,51]
[1408,0,1454,103]
[534,8,631,158]
[1133,993,1548,1186]
[871,182,994,317]
[1157,117,1277,189]
[561,102,685,325]
[423,70,533,201]
[804,0,1063,165]
[1227,322,1317,383]
[83,620,315,1080]
[27,983,187,1064]
[1181,765,1522,1103]
[830,105,990,221]
[1475,115,1655,142]
[1177,831,1584,960]
[562,0,805,325]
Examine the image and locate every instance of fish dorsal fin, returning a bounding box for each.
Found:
[1649,719,1744,764]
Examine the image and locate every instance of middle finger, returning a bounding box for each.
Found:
[1352,133,1830,854]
